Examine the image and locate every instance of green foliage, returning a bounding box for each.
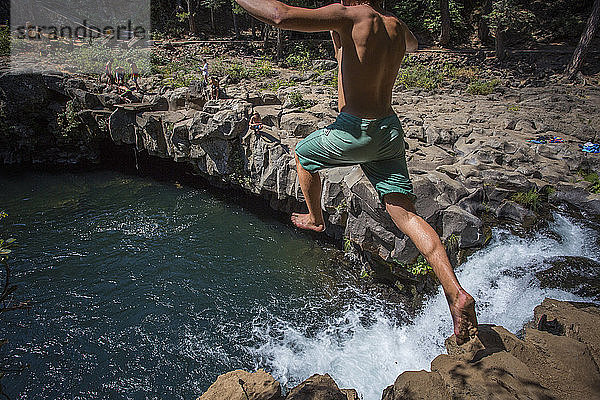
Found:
[422,0,470,42]
[334,199,348,213]
[211,58,275,84]
[0,212,12,259]
[231,0,245,15]
[57,100,82,139]
[511,188,541,211]
[176,11,191,23]
[152,56,197,88]
[467,79,500,95]
[283,42,330,71]
[508,104,521,112]
[396,58,488,91]
[486,0,536,32]
[397,64,444,91]
[532,0,590,42]
[451,66,481,81]
[581,171,600,194]
[391,2,427,32]
[0,26,9,57]
[226,63,253,83]
[343,236,353,253]
[0,237,15,257]
[325,74,338,89]
[287,91,316,110]
[253,59,274,76]
[42,42,151,75]
[396,56,477,91]
[261,78,295,91]
[409,255,433,276]
[284,45,312,71]
[445,234,460,249]
[391,0,471,42]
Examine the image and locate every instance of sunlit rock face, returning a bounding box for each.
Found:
[2,71,600,278]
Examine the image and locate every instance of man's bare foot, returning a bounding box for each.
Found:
[291,213,325,232]
[449,289,478,345]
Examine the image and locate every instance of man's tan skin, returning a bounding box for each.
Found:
[234,0,478,344]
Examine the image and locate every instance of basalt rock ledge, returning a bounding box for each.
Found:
[1,70,600,290]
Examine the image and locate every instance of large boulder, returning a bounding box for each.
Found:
[431,351,553,400]
[136,112,168,157]
[0,72,49,116]
[166,87,190,111]
[286,374,348,400]
[170,118,193,161]
[192,138,236,176]
[312,59,338,71]
[253,105,282,128]
[197,369,282,400]
[533,298,600,367]
[441,205,485,248]
[382,370,449,400]
[108,108,136,145]
[521,327,600,400]
[204,109,248,140]
[550,183,600,215]
[280,112,322,137]
[446,323,600,400]
[495,200,536,224]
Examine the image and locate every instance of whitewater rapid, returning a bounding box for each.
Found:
[250,213,599,400]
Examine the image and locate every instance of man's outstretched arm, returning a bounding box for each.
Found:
[234,0,351,32]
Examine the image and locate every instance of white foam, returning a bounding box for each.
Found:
[249,214,599,400]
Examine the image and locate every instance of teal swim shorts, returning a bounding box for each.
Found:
[295,112,415,202]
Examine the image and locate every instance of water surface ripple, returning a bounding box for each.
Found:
[0,171,598,400]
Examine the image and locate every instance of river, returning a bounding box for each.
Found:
[1,170,597,399]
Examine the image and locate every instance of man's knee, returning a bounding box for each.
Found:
[383,192,416,214]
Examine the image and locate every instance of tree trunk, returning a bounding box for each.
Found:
[188,14,197,35]
[263,23,269,48]
[232,8,239,39]
[495,27,507,60]
[565,0,600,79]
[478,0,492,44]
[439,0,451,46]
[276,28,283,61]
[186,0,197,36]
[251,16,256,39]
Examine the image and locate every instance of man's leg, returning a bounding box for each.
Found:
[384,192,478,344]
[291,153,325,232]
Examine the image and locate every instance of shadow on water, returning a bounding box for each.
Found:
[99,143,339,249]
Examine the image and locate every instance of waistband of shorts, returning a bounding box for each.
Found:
[337,112,398,125]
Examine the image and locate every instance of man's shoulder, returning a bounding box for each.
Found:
[351,6,403,28]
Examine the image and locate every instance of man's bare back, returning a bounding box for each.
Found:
[332,5,415,118]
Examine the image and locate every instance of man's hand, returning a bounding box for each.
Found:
[234,0,352,33]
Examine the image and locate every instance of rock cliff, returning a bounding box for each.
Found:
[1,68,600,290]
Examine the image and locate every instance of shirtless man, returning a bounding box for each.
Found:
[234,0,478,344]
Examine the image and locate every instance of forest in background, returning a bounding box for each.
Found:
[0,0,597,45]
[0,0,599,78]
[145,0,597,47]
